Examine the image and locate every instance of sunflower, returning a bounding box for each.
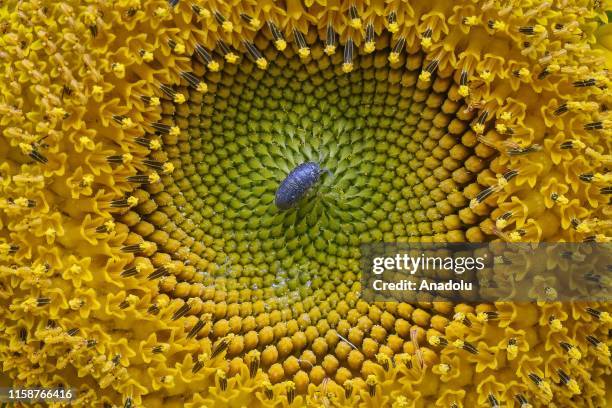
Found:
[0,0,610,407]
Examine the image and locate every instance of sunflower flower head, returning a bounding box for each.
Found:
[0,0,610,407]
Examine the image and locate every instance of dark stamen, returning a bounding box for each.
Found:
[67,328,80,336]
[293,29,307,49]
[213,10,226,25]
[475,186,495,203]
[171,303,191,321]
[142,159,164,171]
[194,44,213,63]
[503,170,518,181]
[392,37,406,54]
[243,40,263,60]
[37,298,50,306]
[268,21,284,42]
[211,337,230,359]
[584,121,603,130]
[147,266,169,280]
[159,84,177,99]
[120,266,139,277]
[528,373,542,385]
[488,393,500,408]
[573,78,596,87]
[180,71,202,90]
[460,70,468,86]
[187,320,205,339]
[344,37,354,64]
[554,103,568,115]
[150,122,173,134]
[366,23,375,43]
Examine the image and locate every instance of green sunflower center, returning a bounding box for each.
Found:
[155,46,482,310]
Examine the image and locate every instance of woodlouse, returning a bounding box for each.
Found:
[274,162,328,210]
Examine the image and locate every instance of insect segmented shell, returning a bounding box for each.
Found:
[274,162,323,210]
